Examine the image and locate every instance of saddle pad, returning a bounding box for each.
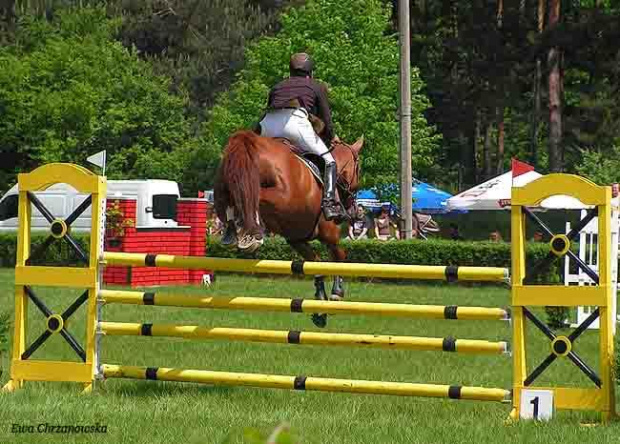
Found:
[294,154,323,185]
[274,137,323,185]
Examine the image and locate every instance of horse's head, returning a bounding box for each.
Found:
[332,137,364,214]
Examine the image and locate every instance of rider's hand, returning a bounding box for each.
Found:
[331,136,341,144]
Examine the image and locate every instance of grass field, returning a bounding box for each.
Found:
[1,268,619,443]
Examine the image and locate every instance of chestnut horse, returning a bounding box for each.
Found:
[214,130,363,327]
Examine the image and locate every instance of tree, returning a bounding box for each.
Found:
[0,8,200,192]
[184,0,439,194]
[547,0,563,172]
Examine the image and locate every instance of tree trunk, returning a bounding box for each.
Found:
[496,106,505,174]
[547,0,563,172]
[495,0,505,174]
[530,59,542,167]
[473,108,481,183]
[484,120,494,179]
[0,0,16,44]
[529,0,545,167]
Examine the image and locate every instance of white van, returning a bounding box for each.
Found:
[0,180,181,231]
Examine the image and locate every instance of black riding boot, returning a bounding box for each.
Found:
[322,162,345,222]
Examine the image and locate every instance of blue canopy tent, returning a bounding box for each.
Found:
[356,180,455,215]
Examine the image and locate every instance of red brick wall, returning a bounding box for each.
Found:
[103,197,208,287]
[177,198,209,284]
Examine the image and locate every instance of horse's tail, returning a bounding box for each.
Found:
[219,130,261,232]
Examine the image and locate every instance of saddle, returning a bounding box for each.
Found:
[278,138,356,216]
[275,138,324,184]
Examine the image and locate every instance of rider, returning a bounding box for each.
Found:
[259,52,345,222]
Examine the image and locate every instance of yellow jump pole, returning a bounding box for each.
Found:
[99,322,509,355]
[102,252,509,283]
[99,290,510,322]
[102,364,511,402]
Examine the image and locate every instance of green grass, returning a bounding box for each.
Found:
[0,268,619,443]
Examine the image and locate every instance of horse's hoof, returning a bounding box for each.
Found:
[238,235,264,252]
[311,313,327,328]
[329,294,343,301]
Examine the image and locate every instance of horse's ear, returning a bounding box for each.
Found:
[352,136,364,154]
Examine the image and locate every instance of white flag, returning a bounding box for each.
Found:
[86,150,106,175]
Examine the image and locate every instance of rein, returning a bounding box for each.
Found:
[333,142,361,213]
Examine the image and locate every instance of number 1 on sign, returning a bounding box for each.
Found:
[520,389,553,421]
[530,397,539,420]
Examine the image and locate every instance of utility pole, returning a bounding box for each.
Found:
[399,0,413,239]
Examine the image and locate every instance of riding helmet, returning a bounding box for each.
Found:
[289,53,314,77]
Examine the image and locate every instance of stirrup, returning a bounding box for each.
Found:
[322,200,345,222]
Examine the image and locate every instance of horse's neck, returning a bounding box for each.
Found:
[332,145,348,171]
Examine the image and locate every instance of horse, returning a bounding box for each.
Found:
[213,130,363,327]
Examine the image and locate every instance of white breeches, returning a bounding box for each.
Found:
[260,108,335,165]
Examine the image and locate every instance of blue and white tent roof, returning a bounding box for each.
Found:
[357,180,455,214]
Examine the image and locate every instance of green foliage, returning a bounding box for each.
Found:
[185,0,439,193]
[112,0,299,113]
[0,7,200,193]
[0,232,89,267]
[575,146,620,185]
[544,307,571,330]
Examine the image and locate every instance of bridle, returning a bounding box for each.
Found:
[332,142,361,212]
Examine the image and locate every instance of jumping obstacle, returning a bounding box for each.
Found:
[99,290,510,320]
[2,163,617,423]
[564,209,619,330]
[101,365,511,402]
[103,252,509,282]
[99,321,508,354]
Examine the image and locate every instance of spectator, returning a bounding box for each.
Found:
[348,204,371,240]
[374,205,398,241]
[489,230,503,242]
[449,223,463,241]
[207,215,224,237]
[532,231,544,242]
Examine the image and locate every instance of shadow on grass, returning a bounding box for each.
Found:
[100,380,239,397]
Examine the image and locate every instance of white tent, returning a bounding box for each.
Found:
[447,160,589,211]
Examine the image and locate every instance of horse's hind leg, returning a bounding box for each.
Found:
[327,243,346,301]
[288,241,328,328]
[213,175,239,247]
[318,222,347,301]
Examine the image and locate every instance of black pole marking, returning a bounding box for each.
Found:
[287,331,301,344]
[445,266,458,282]
[145,367,159,380]
[290,299,304,313]
[143,292,155,305]
[293,376,307,390]
[141,324,153,336]
[444,306,458,320]
[291,260,305,275]
[442,337,457,352]
[448,386,462,399]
